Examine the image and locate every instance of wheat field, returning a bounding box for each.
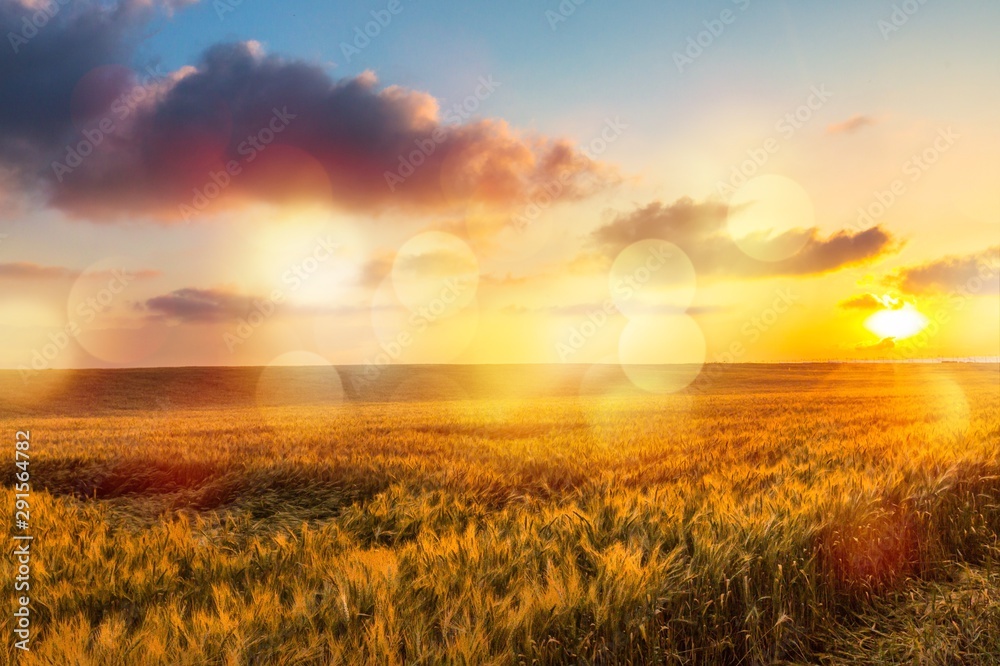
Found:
[1,363,998,664]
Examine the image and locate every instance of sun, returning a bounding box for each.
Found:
[864,303,929,340]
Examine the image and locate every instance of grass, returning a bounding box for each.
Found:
[1,363,998,664]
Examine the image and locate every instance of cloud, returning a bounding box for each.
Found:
[838,293,904,311]
[495,301,727,318]
[589,198,899,279]
[0,261,160,282]
[356,254,393,287]
[780,227,898,275]
[0,1,152,149]
[855,337,895,351]
[356,244,481,288]
[142,287,263,323]
[480,272,538,287]
[886,246,1000,295]
[141,286,361,322]
[548,302,726,316]
[0,262,78,280]
[826,114,879,135]
[0,3,612,222]
[392,249,478,277]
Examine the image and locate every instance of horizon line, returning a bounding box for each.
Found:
[4,357,1000,373]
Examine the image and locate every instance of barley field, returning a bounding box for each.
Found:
[2,363,998,665]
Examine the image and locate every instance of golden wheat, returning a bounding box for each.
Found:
[1,363,997,664]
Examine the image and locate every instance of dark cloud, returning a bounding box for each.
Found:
[0,0,156,161]
[886,246,1000,295]
[141,286,364,322]
[783,227,898,275]
[593,198,730,249]
[0,3,611,221]
[826,114,879,135]
[142,287,257,323]
[590,198,899,279]
[838,293,903,311]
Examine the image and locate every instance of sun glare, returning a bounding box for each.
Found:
[864,303,929,340]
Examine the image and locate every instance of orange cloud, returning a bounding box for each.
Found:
[0,263,160,282]
[855,337,896,351]
[0,262,79,280]
[839,293,905,311]
[826,114,879,135]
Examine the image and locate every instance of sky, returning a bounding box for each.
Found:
[0,0,998,386]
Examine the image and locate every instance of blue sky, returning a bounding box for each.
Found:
[138,1,998,123]
[138,0,1000,209]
